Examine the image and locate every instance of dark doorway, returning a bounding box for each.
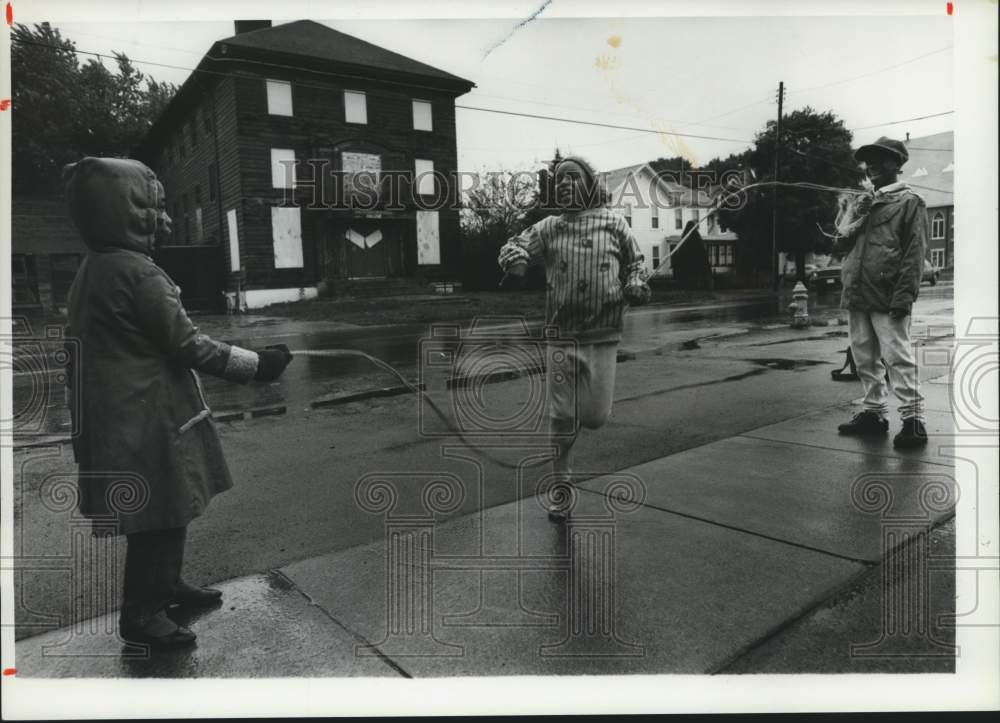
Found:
[346,228,387,278]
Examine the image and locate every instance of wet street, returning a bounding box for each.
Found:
[15,283,952,440]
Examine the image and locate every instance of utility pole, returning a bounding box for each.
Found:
[771,81,784,291]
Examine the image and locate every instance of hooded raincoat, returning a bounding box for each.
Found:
[64,157,260,535]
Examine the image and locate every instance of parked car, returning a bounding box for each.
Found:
[809,257,941,289]
[782,262,818,283]
[809,261,842,289]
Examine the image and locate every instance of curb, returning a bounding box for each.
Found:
[7,344,688,450]
[12,324,826,450]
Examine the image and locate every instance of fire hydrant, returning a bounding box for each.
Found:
[791,281,810,328]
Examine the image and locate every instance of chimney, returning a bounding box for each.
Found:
[234,20,272,35]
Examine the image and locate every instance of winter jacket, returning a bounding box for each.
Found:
[836,182,928,313]
[498,207,647,343]
[64,157,260,535]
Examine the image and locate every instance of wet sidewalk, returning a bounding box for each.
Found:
[13,372,957,677]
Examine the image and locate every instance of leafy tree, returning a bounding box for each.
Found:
[11,22,177,194]
[717,107,859,282]
[459,168,542,290]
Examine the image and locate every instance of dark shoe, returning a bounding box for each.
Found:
[893,418,928,448]
[838,411,889,436]
[169,581,223,609]
[120,612,197,649]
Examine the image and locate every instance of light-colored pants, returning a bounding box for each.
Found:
[547,340,619,474]
[849,309,924,420]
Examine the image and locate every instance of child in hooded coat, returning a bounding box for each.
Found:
[63,157,293,648]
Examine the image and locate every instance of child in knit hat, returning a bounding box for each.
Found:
[498,156,650,521]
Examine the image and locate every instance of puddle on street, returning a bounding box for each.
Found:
[746,358,830,370]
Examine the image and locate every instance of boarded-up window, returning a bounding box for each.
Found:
[344,91,367,124]
[415,159,435,196]
[194,208,203,243]
[416,210,440,265]
[342,152,381,199]
[413,100,433,131]
[344,90,368,123]
[271,207,303,268]
[266,80,293,116]
[271,148,296,188]
[226,209,240,272]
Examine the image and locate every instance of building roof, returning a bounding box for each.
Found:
[602,162,714,209]
[903,131,953,209]
[601,163,646,195]
[134,20,474,159]
[216,20,474,88]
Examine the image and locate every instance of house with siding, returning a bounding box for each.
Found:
[903,131,954,270]
[11,197,84,310]
[132,19,475,310]
[602,163,739,278]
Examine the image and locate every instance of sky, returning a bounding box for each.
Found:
[36,3,955,176]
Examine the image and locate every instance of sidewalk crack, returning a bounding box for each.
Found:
[267,570,412,678]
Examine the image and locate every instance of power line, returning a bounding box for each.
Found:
[784,147,863,175]
[674,94,776,132]
[464,90,750,131]
[454,105,754,143]
[11,34,954,152]
[786,46,953,96]
[11,35,757,143]
[851,111,954,131]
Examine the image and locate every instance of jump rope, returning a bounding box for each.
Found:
[286,179,869,470]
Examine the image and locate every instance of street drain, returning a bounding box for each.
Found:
[747,358,829,370]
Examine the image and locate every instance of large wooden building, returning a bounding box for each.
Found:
[133,19,475,310]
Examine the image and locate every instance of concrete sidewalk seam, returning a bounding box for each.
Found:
[708,562,875,675]
[737,433,958,469]
[575,486,875,566]
[614,367,770,403]
[267,569,412,679]
[708,512,957,675]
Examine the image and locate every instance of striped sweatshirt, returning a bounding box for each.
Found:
[501,207,646,343]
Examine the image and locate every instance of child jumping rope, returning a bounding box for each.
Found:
[498,156,651,521]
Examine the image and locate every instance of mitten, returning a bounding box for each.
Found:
[498,241,530,271]
[500,264,528,289]
[254,344,293,381]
